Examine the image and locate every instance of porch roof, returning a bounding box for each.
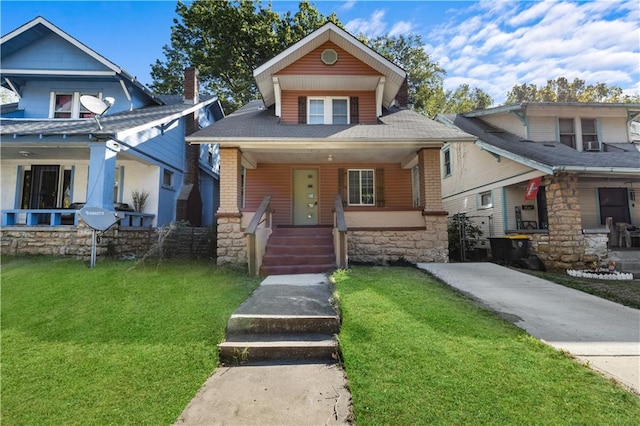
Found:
[451,114,640,175]
[188,100,474,142]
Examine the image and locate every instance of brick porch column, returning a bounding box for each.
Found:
[544,172,586,270]
[216,148,245,265]
[418,148,448,262]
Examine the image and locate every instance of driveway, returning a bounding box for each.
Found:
[417,262,640,394]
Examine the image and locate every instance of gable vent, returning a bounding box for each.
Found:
[321,48,338,65]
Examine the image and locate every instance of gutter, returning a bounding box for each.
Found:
[553,166,640,175]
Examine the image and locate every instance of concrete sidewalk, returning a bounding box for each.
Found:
[175,274,352,425]
[417,262,640,394]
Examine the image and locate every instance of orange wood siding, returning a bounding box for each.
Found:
[245,163,414,226]
[278,42,381,76]
[280,90,377,124]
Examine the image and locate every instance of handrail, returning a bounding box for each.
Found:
[334,194,347,232]
[334,194,348,269]
[245,195,272,276]
[245,195,272,235]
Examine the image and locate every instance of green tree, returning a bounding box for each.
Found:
[366,34,446,117]
[150,0,340,112]
[506,77,640,104]
[442,83,493,114]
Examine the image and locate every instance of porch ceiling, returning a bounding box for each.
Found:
[233,141,435,169]
[0,144,139,161]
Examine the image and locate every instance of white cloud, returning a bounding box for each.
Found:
[426,0,640,104]
[389,21,415,37]
[340,1,357,11]
[345,10,387,37]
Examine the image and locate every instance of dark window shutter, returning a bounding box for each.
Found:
[375,168,385,207]
[338,168,347,206]
[350,97,359,124]
[298,96,307,124]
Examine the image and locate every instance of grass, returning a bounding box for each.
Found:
[514,267,640,309]
[1,256,261,425]
[334,266,640,425]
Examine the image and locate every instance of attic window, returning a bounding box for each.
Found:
[321,49,338,65]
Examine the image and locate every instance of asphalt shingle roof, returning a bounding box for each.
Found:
[188,100,474,141]
[1,103,201,137]
[452,115,640,171]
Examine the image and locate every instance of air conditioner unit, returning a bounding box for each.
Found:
[585,141,600,152]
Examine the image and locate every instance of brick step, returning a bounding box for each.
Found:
[262,253,335,266]
[219,333,339,363]
[267,235,333,246]
[266,244,333,256]
[260,264,336,275]
[272,226,333,236]
[226,314,340,335]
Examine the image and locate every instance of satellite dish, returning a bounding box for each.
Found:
[80,95,115,130]
[79,206,119,231]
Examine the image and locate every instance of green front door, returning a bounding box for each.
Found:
[293,169,318,225]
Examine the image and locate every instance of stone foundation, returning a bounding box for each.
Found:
[348,216,449,264]
[216,215,246,265]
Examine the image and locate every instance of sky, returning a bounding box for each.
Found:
[1,0,638,105]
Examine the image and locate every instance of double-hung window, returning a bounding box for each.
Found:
[442,147,452,177]
[50,91,101,119]
[348,169,374,205]
[559,118,576,148]
[308,97,349,124]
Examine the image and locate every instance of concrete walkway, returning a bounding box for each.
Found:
[175,274,352,425]
[417,262,640,394]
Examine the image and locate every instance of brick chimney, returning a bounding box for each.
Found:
[176,66,202,226]
[395,77,409,109]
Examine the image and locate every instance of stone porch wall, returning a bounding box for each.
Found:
[348,216,449,264]
[216,215,246,265]
[1,224,215,260]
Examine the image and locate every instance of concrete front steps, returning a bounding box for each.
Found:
[218,274,341,364]
[259,227,335,276]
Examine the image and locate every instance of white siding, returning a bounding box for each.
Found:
[601,117,630,143]
[481,113,526,138]
[528,116,556,141]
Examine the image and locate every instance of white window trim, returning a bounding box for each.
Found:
[347,169,375,206]
[307,96,350,125]
[477,190,493,209]
[442,146,452,178]
[49,91,102,119]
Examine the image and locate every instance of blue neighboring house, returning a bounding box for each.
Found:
[1,16,223,230]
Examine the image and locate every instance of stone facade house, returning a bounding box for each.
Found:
[437,102,640,271]
[1,17,223,258]
[188,23,475,275]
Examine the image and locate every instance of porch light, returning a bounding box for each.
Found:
[19,151,32,157]
[327,154,333,162]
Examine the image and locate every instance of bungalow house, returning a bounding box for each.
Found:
[0,17,223,257]
[436,102,640,271]
[187,23,475,275]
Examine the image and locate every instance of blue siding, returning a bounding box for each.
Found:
[2,33,110,72]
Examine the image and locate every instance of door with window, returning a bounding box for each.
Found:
[23,165,60,209]
[293,169,318,225]
[599,188,630,224]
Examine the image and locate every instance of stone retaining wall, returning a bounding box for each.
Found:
[1,224,215,260]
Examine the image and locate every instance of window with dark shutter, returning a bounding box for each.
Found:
[350,97,359,124]
[375,168,385,207]
[298,96,307,124]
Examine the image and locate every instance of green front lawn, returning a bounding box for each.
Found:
[335,266,640,425]
[1,257,260,425]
